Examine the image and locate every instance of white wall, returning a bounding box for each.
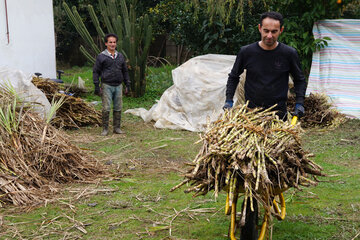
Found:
[0,0,56,78]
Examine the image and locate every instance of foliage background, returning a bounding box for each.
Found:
[54,0,99,67]
[54,0,359,76]
[148,0,359,76]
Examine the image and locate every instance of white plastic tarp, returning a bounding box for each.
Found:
[307,19,360,118]
[125,54,245,132]
[0,67,51,118]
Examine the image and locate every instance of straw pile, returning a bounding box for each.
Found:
[32,77,101,129]
[287,92,346,128]
[50,94,101,129]
[171,104,323,218]
[0,87,104,206]
[32,77,60,97]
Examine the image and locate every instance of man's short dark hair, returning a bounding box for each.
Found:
[260,12,284,28]
[104,33,118,43]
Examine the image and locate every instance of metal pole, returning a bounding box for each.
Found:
[4,0,10,44]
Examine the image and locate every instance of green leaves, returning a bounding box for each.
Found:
[0,101,17,135]
[46,94,66,124]
[0,83,21,135]
[313,37,332,52]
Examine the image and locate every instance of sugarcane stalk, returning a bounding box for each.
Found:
[170,179,190,192]
[240,188,248,226]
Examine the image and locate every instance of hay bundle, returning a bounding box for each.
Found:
[32,77,101,129]
[31,76,60,97]
[171,104,323,216]
[0,88,104,206]
[51,94,101,129]
[287,93,346,128]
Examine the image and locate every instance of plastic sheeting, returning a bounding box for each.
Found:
[0,67,51,118]
[307,19,360,118]
[125,54,245,132]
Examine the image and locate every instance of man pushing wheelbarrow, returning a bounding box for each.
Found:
[222,11,308,240]
[171,11,324,240]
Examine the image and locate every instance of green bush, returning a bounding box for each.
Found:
[148,0,264,55]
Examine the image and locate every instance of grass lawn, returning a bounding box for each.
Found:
[0,66,359,240]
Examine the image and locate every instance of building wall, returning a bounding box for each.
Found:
[0,0,56,78]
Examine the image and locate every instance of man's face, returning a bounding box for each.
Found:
[105,36,117,52]
[258,17,284,50]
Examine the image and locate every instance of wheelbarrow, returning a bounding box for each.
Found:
[225,115,299,240]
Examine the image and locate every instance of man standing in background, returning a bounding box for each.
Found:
[93,33,130,136]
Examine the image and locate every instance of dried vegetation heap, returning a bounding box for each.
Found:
[50,94,101,129]
[287,92,346,128]
[0,87,104,206]
[172,104,324,216]
[32,77,101,129]
[32,76,60,96]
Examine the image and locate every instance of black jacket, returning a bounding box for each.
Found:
[226,42,307,110]
[93,50,130,88]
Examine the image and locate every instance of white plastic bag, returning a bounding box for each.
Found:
[0,67,51,118]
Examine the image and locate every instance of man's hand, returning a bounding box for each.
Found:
[223,100,234,110]
[124,86,130,96]
[94,85,102,96]
[294,103,305,118]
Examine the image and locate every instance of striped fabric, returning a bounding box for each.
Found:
[307,19,360,118]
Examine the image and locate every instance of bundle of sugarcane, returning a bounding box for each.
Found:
[32,77,101,129]
[50,93,101,129]
[171,104,323,214]
[287,93,346,128]
[0,87,104,206]
[32,76,60,97]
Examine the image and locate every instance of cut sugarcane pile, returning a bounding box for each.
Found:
[32,77,101,129]
[171,104,323,212]
[50,93,101,129]
[32,76,60,97]
[287,93,346,129]
[0,87,104,206]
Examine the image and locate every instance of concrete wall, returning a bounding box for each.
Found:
[0,0,56,78]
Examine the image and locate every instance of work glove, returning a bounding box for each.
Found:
[124,86,130,96]
[223,100,233,110]
[94,85,101,96]
[293,103,305,118]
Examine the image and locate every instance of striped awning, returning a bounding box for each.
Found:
[307,19,360,118]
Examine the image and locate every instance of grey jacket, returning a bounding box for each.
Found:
[93,50,130,88]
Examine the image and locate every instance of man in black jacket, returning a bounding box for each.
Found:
[224,11,306,119]
[93,33,131,136]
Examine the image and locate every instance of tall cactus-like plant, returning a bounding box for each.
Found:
[63,0,152,97]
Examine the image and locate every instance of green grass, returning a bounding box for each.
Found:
[1,66,360,239]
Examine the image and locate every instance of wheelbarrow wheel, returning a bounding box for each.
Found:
[240,198,259,240]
